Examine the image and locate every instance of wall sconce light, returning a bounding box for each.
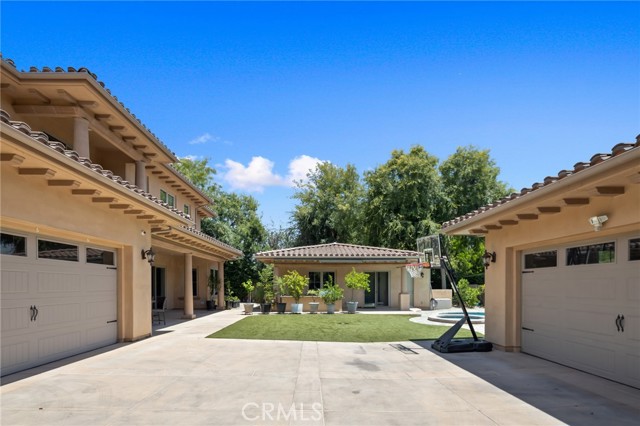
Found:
[483,250,496,269]
[141,247,156,265]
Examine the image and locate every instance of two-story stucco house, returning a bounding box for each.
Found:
[0,57,241,376]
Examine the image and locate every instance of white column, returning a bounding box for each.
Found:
[183,253,195,319]
[135,161,147,192]
[217,261,225,309]
[73,117,90,158]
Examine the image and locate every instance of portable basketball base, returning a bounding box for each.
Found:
[415,234,492,353]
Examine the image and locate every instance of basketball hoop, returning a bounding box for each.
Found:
[406,261,430,278]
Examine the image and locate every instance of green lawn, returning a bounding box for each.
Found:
[207,314,480,343]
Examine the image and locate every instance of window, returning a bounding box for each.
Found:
[38,239,78,262]
[630,238,640,261]
[192,269,198,296]
[308,272,335,290]
[160,189,175,207]
[86,247,115,265]
[1,233,26,256]
[567,242,615,265]
[184,204,190,216]
[524,251,557,269]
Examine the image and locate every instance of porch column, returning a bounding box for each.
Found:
[135,160,147,192]
[217,261,225,308]
[73,117,90,159]
[183,253,195,319]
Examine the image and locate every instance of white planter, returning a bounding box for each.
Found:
[346,301,358,314]
[243,303,254,315]
[309,302,319,314]
[326,303,336,314]
[291,303,303,314]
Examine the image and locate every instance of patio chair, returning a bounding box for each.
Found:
[152,296,167,325]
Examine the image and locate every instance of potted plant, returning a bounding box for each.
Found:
[319,277,343,314]
[242,279,255,314]
[225,289,239,309]
[280,270,308,314]
[275,276,287,314]
[307,289,320,314]
[344,268,370,314]
[206,270,218,311]
[256,265,275,314]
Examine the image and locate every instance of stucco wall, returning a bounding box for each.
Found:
[1,168,153,342]
[272,262,431,309]
[482,184,640,351]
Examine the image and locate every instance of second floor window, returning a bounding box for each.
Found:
[184,204,190,216]
[160,190,175,208]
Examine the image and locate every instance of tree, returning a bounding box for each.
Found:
[292,162,365,245]
[363,145,445,250]
[439,146,512,283]
[439,146,510,220]
[174,157,268,301]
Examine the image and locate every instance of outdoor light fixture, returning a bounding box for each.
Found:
[589,215,608,232]
[482,250,496,269]
[141,247,156,265]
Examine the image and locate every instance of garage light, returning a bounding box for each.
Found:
[141,247,156,265]
[483,250,496,269]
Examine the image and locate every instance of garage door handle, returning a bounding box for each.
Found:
[106,320,117,324]
[615,315,621,332]
[34,306,39,321]
[522,327,534,332]
[620,315,625,333]
[30,306,35,321]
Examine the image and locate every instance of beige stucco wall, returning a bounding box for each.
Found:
[482,184,640,351]
[272,262,431,310]
[1,168,153,342]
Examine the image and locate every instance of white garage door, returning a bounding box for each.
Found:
[1,232,118,376]
[522,233,640,388]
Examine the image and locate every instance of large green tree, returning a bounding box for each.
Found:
[174,158,268,300]
[439,146,512,283]
[292,162,365,245]
[363,146,445,250]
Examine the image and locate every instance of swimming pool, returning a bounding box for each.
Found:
[426,310,485,324]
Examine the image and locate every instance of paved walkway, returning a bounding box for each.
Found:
[2,308,639,425]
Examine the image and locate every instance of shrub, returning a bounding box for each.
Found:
[453,278,482,307]
[280,270,308,303]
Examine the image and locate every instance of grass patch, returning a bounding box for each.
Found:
[207,314,480,343]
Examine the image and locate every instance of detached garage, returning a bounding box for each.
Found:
[442,138,639,388]
[1,232,118,376]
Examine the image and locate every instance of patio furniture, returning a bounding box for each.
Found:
[152,296,167,325]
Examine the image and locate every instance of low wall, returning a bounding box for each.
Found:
[280,296,343,313]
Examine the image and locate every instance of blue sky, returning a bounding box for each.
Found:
[3,2,639,228]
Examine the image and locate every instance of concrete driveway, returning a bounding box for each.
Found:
[2,309,639,426]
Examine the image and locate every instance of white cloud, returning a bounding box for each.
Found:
[188,133,214,145]
[223,156,285,192]
[180,154,202,161]
[286,155,324,185]
[221,155,325,193]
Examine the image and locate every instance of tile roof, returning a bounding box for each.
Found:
[1,55,177,161]
[1,108,189,220]
[442,137,640,230]
[256,243,422,260]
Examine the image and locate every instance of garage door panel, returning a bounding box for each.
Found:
[565,309,616,336]
[522,233,640,389]
[1,236,118,377]
[38,302,82,326]
[1,305,31,332]
[1,269,30,294]
[565,339,617,375]
[38,330,82,360]
[1,341,31,373]
[37,271,82,293]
